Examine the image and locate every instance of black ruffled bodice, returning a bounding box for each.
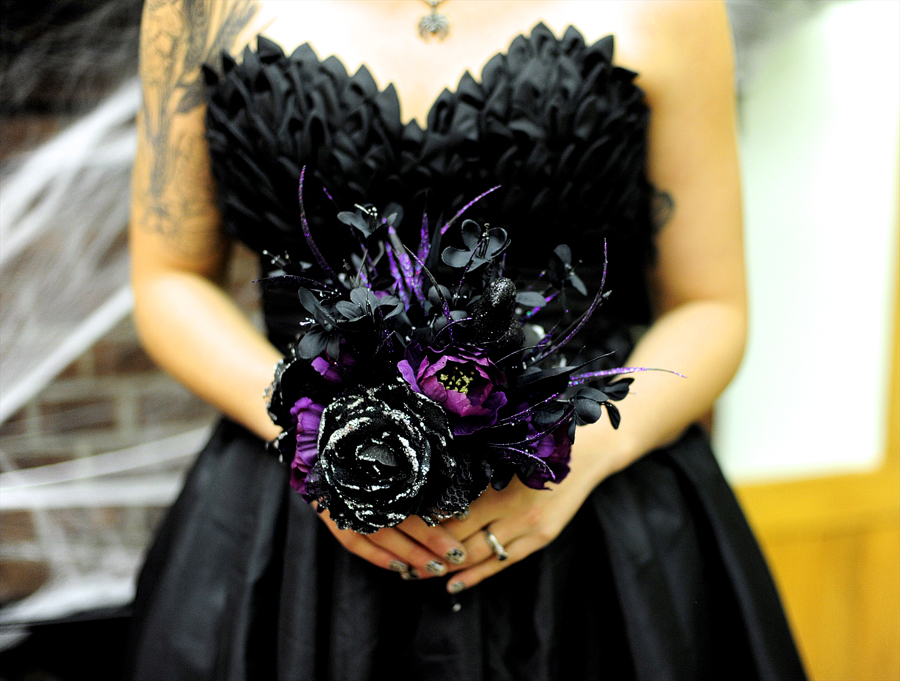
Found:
[203,23,660,355]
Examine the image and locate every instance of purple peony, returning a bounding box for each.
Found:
[289,397,325,494]
[398,345,507,436]
[522,424,572,490]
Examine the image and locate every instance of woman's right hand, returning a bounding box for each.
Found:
[317,509,467,579]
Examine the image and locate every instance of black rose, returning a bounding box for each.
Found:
[304,381,455,533]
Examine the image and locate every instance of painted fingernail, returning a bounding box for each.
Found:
[425,560,446,575]
[448,580,466,594]
[445,548,466,565]
[400,568,419,581]
[454,510,469,520]
[389,560,407,573]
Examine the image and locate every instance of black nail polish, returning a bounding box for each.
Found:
[425,560,446,575]
[389,560,407,573]
[448,580,466,594]
[400,568,419,581]
[445,548,465,565]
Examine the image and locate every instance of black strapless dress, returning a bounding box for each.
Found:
[124,25,807,681]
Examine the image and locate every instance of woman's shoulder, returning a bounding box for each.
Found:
[568,0,733,106]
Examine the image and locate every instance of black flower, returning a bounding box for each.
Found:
[304,381,457,533]
[441,219,510,271]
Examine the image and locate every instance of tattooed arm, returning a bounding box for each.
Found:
[130,0,469,575]
[130,0,282,440]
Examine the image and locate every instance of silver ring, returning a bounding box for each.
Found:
[483,528,508,561]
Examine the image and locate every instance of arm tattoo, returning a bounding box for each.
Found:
[139,0,260,250]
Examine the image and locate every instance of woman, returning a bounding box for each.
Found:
[126,1,806,679]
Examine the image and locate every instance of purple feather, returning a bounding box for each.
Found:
[439,185,501,235]
[388,225,424,305]
[416,212,430,265]
[568,366,687,386]
[532,242,609,361]
[384,247,410,309]
[405,247,453,326]
[298,167,340,285]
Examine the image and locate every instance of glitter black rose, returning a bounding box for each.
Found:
[304,381,482,533]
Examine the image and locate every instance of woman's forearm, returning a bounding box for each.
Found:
[571,298,747,490]
[132,267,283,441]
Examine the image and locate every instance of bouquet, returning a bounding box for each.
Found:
[265,169,649,534]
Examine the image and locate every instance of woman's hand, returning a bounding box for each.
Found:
[438,477,592,593]
[317,508,469,580]
[438,423,625,593]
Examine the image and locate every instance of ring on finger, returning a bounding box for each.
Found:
[483,527,508,562]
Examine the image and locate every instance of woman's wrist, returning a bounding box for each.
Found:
[570,418,642,492]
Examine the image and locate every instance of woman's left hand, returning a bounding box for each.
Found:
[439,430,622,593]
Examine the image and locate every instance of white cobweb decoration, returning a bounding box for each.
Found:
[0,0,217,632]
[0,81,138,424]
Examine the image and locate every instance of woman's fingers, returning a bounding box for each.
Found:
[441,480,579,592]
[368,525,451,578]
[317,507,460,579]
[446,533,544,593]
[396,515,468,570]
[459,524,515,567]
[318,509,408,574]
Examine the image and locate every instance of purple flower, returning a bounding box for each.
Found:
[522,425,572,490]
[289,397,325,495]
[311,351,356,384]
[398,345,507,436]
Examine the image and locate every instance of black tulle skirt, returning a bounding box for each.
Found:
[123,419,806,681]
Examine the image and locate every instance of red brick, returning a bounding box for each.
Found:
[0,115,64,161]
[39,397,117,434]
[9,453,75,469]
[137,389,215,427]
[93,340,157,375]
[0,560,50,605]
[93,507,127,532]
[57,353,91,379]
[0,511,36,542]
[0,407,29,437]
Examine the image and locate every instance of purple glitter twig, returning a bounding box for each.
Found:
[532,241,609,361]
[298,168,341,285]
[532,289,604,362]
[568,366,687,386]
[524,290,559,319]
[416,213,430,268]
[254,274,336,293]
[384,247,410,309]
[388,225,424,306]
[484,444,553,477]
[492,395,565,425]
[404,247,453,326]
[453,232,488,297]
[439,185,501,235]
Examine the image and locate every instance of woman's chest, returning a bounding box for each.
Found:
[252,0,642,128]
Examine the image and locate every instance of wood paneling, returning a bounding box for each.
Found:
[735,217,900,680]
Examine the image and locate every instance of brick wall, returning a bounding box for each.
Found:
[0,244,261,607]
